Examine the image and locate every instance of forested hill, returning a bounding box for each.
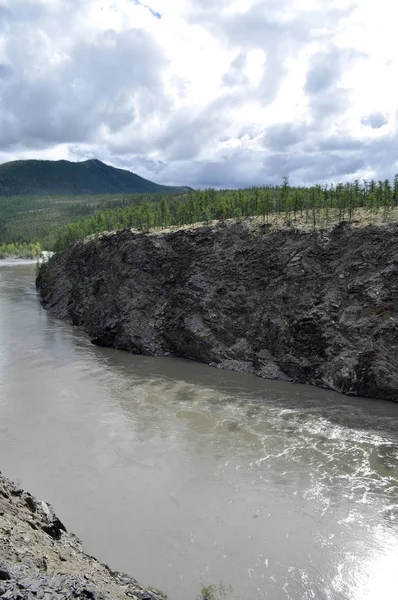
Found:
[0,159,187,196]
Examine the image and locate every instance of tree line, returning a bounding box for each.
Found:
[53,176,398,252]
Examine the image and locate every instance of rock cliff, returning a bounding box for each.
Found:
[0,473,166,599]
[37,220,398,402]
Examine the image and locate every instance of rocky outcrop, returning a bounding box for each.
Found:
[0,472,166,600]
[37,220,398,401]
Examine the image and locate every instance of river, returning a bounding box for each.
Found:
[0,262,398,600]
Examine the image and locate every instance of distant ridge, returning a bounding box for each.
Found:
[0,158,188,196]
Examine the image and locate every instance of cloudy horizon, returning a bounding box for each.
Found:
[0,0,397,189]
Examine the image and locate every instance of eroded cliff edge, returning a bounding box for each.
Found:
[37,220,398,401]
[0,472,166,599]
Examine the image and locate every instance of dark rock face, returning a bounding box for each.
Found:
[0,473,166,600]
[37,221,398,402]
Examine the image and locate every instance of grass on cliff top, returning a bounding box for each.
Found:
[95,206,398,241]
[242,205,398,232]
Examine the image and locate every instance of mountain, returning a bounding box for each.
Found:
[0,158,187,196]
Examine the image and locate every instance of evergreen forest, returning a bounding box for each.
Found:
[2,176,398,256]
[53,176,398,252]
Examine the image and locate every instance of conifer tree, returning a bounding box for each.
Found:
[393,174,398,208]
[383,179,392,219]
[159,197,172,228]
[281,176,292,224]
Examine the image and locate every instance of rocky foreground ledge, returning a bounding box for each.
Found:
[37,220,398,401]
[0,473,166,600]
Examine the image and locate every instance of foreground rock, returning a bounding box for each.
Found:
[0,472,166,600]
[37,220,398,401]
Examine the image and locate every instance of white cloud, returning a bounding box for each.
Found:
[0,0,398,187]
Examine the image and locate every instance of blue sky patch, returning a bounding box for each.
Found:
[130,0,161,19]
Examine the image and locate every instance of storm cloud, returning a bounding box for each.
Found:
[0,0,397,187]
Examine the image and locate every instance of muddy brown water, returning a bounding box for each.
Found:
[1,262,398,599]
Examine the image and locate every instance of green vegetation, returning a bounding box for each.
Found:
[3,173,398,257]
[0,190,189,250]
[145,582,234,600]
[0,241,42,259]
[53,176,398,252]
[0,159,188,196]
[0,158,189,255]
[197,583,233,600]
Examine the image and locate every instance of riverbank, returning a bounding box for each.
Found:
[37,219,398,401]
[0,472,166,599]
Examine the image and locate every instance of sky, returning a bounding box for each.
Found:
[0,0,397,188]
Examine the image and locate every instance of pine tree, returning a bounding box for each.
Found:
[281,176,292,224]
[383,179,392,219]
[376,181,383,214]
[159,197,172,228]
[393,174,398,208]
